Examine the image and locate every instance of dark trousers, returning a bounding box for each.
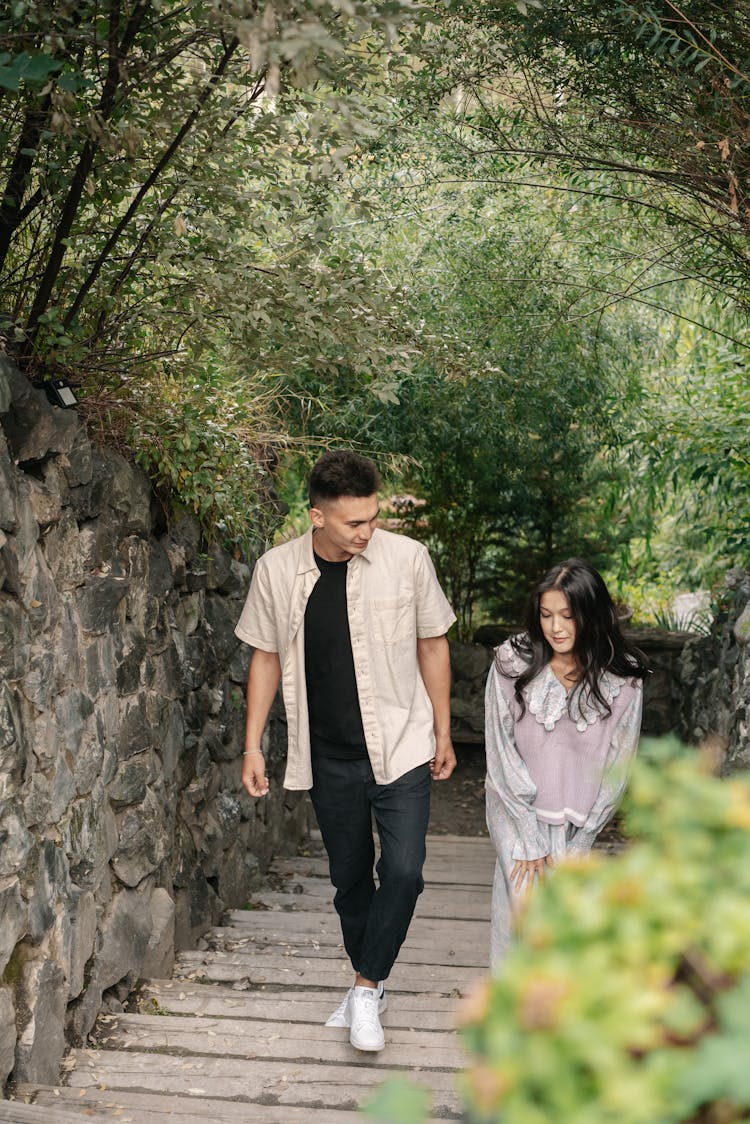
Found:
[310,756,431,983]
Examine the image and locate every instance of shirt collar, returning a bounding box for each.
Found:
[296,525,376,573]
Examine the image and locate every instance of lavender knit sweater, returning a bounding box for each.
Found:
[485,639,643,967]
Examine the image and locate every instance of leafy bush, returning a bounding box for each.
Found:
[460,739,750,1124]
[94,365,287,551]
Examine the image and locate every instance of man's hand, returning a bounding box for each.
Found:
[430,733,457,780]
[242,750,270,798]
[510,854,553,892]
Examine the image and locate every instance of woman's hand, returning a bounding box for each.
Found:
[242,750,270,798]
[510,854,553,892]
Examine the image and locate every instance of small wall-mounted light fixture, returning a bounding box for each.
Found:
[35,378,79,409]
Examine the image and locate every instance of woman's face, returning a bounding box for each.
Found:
[539,589,577,655]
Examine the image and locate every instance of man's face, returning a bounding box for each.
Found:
[310,494,379,562]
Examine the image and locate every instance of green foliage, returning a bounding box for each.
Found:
[0,0,423,538]
[363,1075,432,1123]
[459,739,750,1123]
[126,365,284,551]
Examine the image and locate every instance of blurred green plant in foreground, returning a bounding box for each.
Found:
[367,738,750,1123]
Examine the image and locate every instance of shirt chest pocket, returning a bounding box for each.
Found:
[369,597,414,643]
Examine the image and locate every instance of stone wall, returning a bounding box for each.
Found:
[678,570,750,772]
[0,357,308,1090]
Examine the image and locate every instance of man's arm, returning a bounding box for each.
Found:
[417,635,456,781]
[242,648,282,798]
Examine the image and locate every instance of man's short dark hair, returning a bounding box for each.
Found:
[309,450,382,507]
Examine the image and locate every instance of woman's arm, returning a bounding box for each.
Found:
[485,661,550,863]
[568,684,644,854]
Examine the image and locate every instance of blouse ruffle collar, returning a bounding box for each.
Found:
[498,639,624,733]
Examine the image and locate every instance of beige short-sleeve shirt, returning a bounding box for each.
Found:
[235,526,456,789]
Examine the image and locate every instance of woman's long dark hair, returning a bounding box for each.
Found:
[499,558,649,717]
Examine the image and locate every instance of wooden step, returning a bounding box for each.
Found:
[174,949,484,993]
[55,1049,464,1115]
[246,882,491,921]
[16,1085,446,1123]
[139,980,463,1030]
[95,1012,465,1069]
[24,833,495,1122]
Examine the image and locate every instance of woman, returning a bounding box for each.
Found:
[485,558,648,967]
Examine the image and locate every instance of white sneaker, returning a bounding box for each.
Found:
[349,985,385,1052]
[324,981,386,1028]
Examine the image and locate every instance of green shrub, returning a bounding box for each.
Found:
[460,739,750,1124]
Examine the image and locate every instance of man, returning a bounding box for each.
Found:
[234,450,456,1052]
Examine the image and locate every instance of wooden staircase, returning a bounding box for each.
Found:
[7,834,495,1122]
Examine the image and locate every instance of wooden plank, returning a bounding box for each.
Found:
[61,1050,463,1115]
[223,911,488,941]
[17,1086,453,1124]
[140,982,463,1030]
[204,928,487,969]
[273,856,495,886]
[174,950,485,991]
[0,1104,99,1124]
[96,1013,464,1070]
[246,884,491,921]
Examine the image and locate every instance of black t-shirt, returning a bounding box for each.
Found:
[304,551,367,760]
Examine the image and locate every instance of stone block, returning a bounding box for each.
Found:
[68,889,96,999]
[56,593,83,687]
[0,986,16,1087]
[14,955,67,1084]
[69,887,151,1042]
[228,642,251,684]
[3,487,40,584]
[3,376,80,464]
[164,541,187,585]
[143,641,182,701]
[219,556,251,598]
[111,787,170,887]
[733,603,750,646]
[205,542,233,590]
[173,865,223,949]
[0,878,26,975]
[62,786,118,890]
[185,561,208,592]
[54,688,95,761]
[148,540,174,601]
[76,573,130,633]
[0,355,12,414]
[100,449,152,536]
[26,477,62,528]
[0,434,18,532]
[0,806,33,877]
[44,509,85,589]
[83,632,116,699]
[204,593,242,664]
[176,591,204,636]
[107,751,159,808]
[21,648,56,710]
[0,680,23,783]
[19,544,60,632]
[167,513,201,556]
[152,700,184,787]
[73,724,106,797]
[27,840,71,945]
[141,887,175,979]
[118,694,153,758]
[121,536,154,633]
[182,633,209,692]
[61,427,93,488]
